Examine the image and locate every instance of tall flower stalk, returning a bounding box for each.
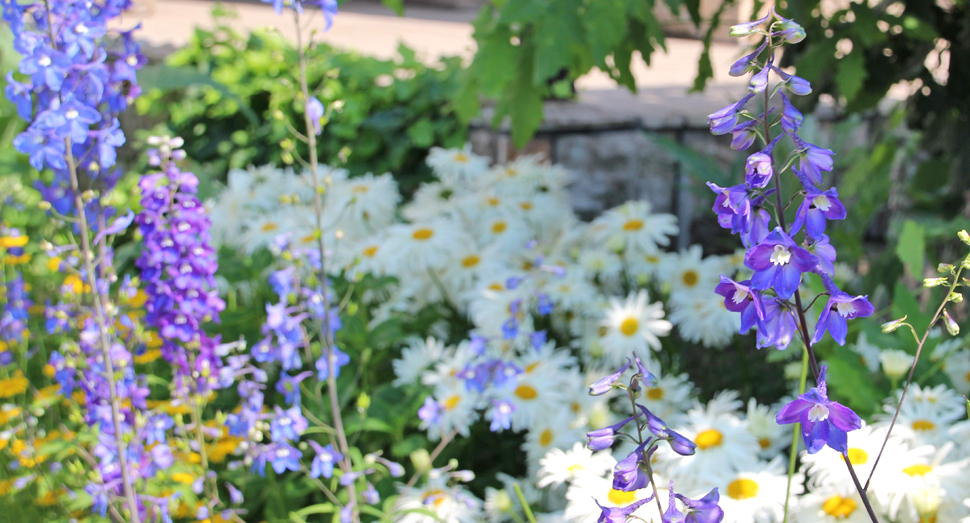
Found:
[3,0,146,520]
[708,11,879,523]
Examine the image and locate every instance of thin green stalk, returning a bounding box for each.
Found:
[782,345,809,523]
[513,483,536,523]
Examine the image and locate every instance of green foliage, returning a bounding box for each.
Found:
[137,14,466,192]
[458,0,702,146]
[896,220,926,281]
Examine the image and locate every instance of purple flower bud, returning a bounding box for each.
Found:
[589,358,631,396]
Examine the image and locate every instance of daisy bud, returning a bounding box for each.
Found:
[879,349,914,381]
[943,309,960,336]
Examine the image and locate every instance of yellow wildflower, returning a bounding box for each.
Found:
[0,235,27,248]
[0,371,29,398]
[2,253,30,265]
[134,349,162,364]
[46,257,61,271]
[0,406,22,425]
[62,274,90,294]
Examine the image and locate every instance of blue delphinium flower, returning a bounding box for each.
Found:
[594,496,654,523]
[308,441,342,479]
[744,227,818,300]
[661,482,724,523]
[776,365,862,454]
[713,277,764,333]
[267,442,303,474]
[790,187,847,239]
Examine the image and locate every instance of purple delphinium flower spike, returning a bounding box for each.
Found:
[744,227,818,299]
[589,358,631,395]
[714,276,765,333]
[729,12,771,37]
[790,187,847,239]
[633,354,657,387]
[776,364,862,453]
[770,65,812,95]
[748,55,773,93]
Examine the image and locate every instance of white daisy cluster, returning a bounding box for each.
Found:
[206,147,746,356]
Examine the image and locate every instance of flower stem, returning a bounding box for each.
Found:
[782,344,809,523]
[865,255,968,489]
[292,10,359,521]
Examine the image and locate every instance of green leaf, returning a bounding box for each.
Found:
[896,220,926,281]
[291,503,336,523]
[794,40,836,84]
[138,64,259,126]
[498,0,547,24]
[407,118,436,148]
[380,0,405,15]
[892,281,932,337]
[690,0,732,92]
[494,46,545,148]
[824,350,884,415]
[584,0,627,67]
[532,0,584,84]
[644,133,729,187]
[684,0,702,26]
[835,50,867,102]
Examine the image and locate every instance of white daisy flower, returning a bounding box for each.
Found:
[658,245,723,298]
[873,443,970,523]
[403,181,461,222]
[328,172,400,237]
[395,475,483,523]
[668,291,739,348]
[792,487,872,523]
[537,442,615,488]
[427,144,490,186]
[655,402,760,487]
[631,372,694,424]
[440,243,508,300]
[393,337,447,387]
[744,398,788,458]
[474,214,533,254]
[591,200,678,256]
[426,379,481,440]
[522,411,588,472]
[382,217,465,272]
[564,467,663,523]
[714,459,802,523]
[623,250,668,283]
[876,384,967,447]
[538,269,599,316]
[578,248,624,290]
[800,422,902,496]
[599,290,672,367]
[506,364,568,432]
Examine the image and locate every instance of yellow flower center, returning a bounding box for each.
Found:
[646,388,664,400]
[488,283,504,291]
[539,429,553,446]
[623,219,644,231]
[682,270,699,287]
[352,185,369,193]
[902,464,932,476]
[442,395,461,411]
[519,201,533,210]
[454,152,468,163]
[525,362,540,373]
[619,317,639,336]
[461,255,481,268]
[412,228,434,240]
[646,255,660,263]
[607,488,637,505]
[491,221,507,234]
[758,438,771,449]
[727,478,759,500]
[567,464,583,474]
[515,384,538,400]
[694,429,723,450]
[847,447,868,465]
[362,246,379,257]
[487,197,500,206]
[261,222,279,232]
[822,495,857,519]
[912,420,935,431]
